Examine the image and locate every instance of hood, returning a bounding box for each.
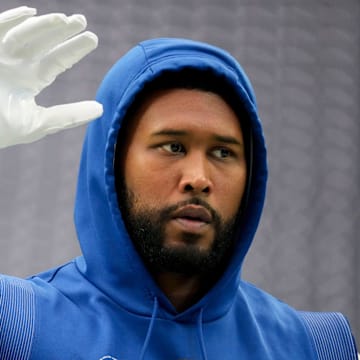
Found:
[74,38,268,322]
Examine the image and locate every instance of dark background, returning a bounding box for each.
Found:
[0,0,358,341]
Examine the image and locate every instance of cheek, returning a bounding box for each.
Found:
[124,154,178,205]
[216,171,247,219]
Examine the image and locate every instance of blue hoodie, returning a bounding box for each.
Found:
[0,38,357,360]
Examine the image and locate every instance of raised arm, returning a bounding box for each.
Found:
[0,6,103,149]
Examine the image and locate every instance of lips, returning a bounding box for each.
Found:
[171,205,212,224]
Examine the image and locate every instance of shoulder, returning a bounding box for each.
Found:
[0,262,81,359]
[298,311,358,360]
[0,275,36,359]
[237,281,358,359]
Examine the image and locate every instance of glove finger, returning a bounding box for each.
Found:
[38,31,98,86]
[0,6,36,38]
[38,101,103,135]
[8,14,87,60]
[2,13,87,58]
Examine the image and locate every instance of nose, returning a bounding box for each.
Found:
[178,153,212,195]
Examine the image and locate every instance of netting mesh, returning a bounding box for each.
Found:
[0,0,358,341]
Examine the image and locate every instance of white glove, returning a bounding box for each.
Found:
[0,6,103,148]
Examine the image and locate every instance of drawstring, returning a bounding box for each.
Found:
[139,296,158,360]
[139,299,208,360]
[197,308,208,360]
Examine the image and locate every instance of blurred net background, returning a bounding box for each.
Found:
[0,0,358,341]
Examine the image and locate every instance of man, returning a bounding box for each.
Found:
[0,6,358,360]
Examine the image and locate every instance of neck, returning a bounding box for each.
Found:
[154,272,214,312]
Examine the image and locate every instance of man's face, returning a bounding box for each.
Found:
[118,88,247,275]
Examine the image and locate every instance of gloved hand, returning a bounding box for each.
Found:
[0,6,103,148]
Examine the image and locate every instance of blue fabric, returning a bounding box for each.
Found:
[0,276,35,360]
[0,38,357,359]
[300,312,358,360]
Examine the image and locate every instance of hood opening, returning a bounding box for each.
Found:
[110,67,256,313]
[113,67,253,219]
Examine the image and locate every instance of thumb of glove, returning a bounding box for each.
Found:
[37,101,104,138]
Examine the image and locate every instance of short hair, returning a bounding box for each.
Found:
[121,68,250,130]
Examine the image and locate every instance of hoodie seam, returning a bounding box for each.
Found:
[137,41,239,77]
[138,43,154,74]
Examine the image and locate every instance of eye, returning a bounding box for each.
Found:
[161,142,185,154]
[212,147,234,159]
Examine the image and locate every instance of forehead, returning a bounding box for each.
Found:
[128,88,244,139]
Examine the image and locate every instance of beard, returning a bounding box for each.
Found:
[118,186,238,277]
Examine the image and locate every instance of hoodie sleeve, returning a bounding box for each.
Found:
[299,311,358,360]
[0,275,35,360]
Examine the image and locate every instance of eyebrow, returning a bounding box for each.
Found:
[152,130,187,137]
[151,129,243,146]
[213,135,243,146]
